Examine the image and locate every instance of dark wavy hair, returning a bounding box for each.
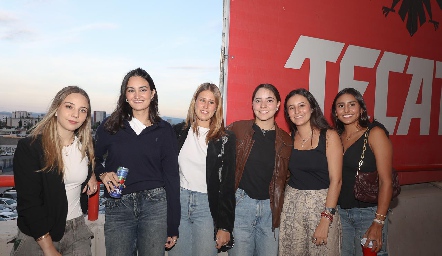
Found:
[105,68,160,134]
[251,83,281,103]
[331,88,369,135]
[284,88,331,134]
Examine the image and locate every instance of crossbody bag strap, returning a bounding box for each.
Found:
[357,130,369,176]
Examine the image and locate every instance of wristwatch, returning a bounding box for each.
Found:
[325,207,336,215]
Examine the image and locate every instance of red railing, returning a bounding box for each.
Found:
[0,175,100,221]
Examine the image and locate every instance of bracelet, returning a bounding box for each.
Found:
[218,228,230,232]
[375,212,387,218]
[373,218,385,225]
[36,232,50,242]
[321,211,333,223]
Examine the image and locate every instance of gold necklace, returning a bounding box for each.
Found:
[345,128,360,141]
[298,130,313,148]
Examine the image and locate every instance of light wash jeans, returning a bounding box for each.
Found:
[229,188,279,256]
[104,187,167,256]
[168,187,217,256]
[11,216,93,256]
[338,205,388,256]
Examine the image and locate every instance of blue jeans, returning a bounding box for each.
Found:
[104,187,167,256]
[338,206,388,256]
[168,188,217,256]
[229,189,279,256]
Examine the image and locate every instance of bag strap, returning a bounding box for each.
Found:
[357,130,369,176]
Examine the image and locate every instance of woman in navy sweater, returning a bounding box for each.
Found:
[94,68,180,256]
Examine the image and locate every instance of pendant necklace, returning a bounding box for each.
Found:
[345,128,361,141]
[298,129,313,148]
[260,123,275,136]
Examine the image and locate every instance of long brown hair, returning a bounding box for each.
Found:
[184,83,225,143]
[105,68,160,134]
[30,86,95,175]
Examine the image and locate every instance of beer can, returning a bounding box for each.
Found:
[109,167,129,198]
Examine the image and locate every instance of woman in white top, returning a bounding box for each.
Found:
[169,83,236,256]
[12,86,97,256]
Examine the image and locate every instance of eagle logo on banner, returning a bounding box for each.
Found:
[382,0,442,36]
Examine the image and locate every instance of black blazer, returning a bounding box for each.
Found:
[13,136,92,241]
[174,122,236,232]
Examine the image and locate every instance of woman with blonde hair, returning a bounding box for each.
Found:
[12,86,97,256]
[169,82,236,256]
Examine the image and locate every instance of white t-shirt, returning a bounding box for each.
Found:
[63,137,89,220]
[178,126,209,193]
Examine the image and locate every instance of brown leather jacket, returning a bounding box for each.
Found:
[227,120,292,229]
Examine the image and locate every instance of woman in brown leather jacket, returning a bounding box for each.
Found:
[227,83,292,256]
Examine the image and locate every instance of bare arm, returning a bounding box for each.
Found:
[313,130,343,245]
[363,126,393,252]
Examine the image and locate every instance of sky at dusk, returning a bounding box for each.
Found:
[0,0,223,119]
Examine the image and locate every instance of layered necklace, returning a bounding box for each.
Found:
[259,123,275,136]
[297,129,313,148]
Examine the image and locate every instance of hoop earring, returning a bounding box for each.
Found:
[126,99,129,102]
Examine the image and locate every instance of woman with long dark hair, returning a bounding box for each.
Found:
[227,83,292,256]
[332,88,392,256]
[12,86,96,256]
[95,68,180,256]
[279,88,342,255]
[169,82,236,255]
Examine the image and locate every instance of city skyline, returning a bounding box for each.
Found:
[0,1,223,119]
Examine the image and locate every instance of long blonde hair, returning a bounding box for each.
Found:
[184,83,225,143]
[30,86,95,175]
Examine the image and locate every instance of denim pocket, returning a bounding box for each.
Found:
[235,190,245,206]
[105,198,125,209]
[143,187,166,202]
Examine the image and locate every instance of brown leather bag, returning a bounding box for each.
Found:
[353,130,401,203]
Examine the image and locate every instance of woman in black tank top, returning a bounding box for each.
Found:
[332,88,393,256]
[279,88,343,256]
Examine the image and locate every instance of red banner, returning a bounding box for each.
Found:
[225,0,442,182]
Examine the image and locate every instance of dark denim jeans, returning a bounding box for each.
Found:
[338,206,388,256]
[168,187,217,256]
[104,187,167,256]
[229,189,279,256]
[11,216,93,256]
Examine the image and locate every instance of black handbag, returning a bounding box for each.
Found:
[353,130,401,203]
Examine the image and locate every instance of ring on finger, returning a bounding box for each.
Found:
[107,181,111,184]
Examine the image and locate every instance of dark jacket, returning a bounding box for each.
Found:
[227,120,292,229]
[174,122,236,232]
[13,136,92,241]
[95,118,180,237]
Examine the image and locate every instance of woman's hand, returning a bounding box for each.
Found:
[215,229,231,249]
[99,172,119,193]
[363,222,383,252]
[83,173,98,195]
[165,236,178,249]
[312,218,330,246]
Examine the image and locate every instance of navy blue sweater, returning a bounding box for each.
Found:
[94,118,180,237]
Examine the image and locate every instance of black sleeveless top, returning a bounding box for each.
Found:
[338,123,386,209]
[288,129,330,190]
